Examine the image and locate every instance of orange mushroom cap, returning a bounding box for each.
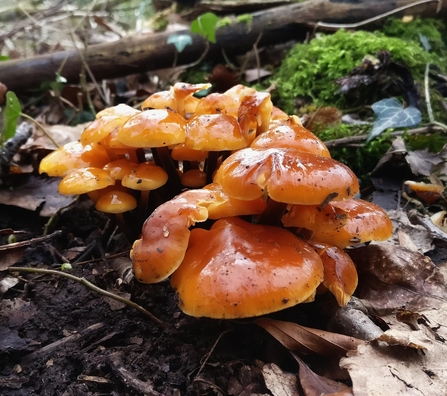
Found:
[173,82,211,117]
[185,114,247,151]
[81,104,140,146]
[307,241,358,306]
[39,141,111,177]
[250,120,331,158]
[141,90,176,111]
[96,103,140,119]
[170,217,324,318]
[58,167,115,195]
[203,183,267,219]
[181,169,207,188]
[117,109,186,147]
[121,162,168,191]
[95,190,137,214]
[103,159,138,180]
[193,93,239,118]
[283,199,393,248]
[214,147,359,205]
[131,189,223,283]
[282,202,349,232]
[238,91,273,143]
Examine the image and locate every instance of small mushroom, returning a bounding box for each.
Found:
[192,93,239,117]
[186,113,247,183]
[117,109,186,196]
[121,162,168,217]
[81,104,140,146]
[39,141,110,177]
[307,241,358,307]
[170,217,324,318]
[283,199,393,248]
[58,167,115,195]
[131,189,221,283]
[238,91,273,143]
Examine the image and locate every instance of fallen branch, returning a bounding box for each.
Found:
[0,0,444,92]
[8,266,166,328]
[324,125,447,149]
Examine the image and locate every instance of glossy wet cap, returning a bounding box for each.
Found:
[170,217,324,318]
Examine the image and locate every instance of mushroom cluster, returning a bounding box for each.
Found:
[39,82,393,319]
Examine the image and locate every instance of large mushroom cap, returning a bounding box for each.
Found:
[170,217,324,318]
[214,147,359,205]
[117,109,186,147]
[283,199,393,248]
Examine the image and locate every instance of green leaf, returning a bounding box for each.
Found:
[2,91,22,145]
[167,34,193,53]
[0,55,10,61]
[367,98,421,143]
[190,12,219,43]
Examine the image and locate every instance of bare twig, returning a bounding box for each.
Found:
[8,266,166,327]
[19,113,60,148]
[317,0,441,29]
[195,329,232,379]
[109,352,162,396]
[425,63,435,124]
[324,125,447,148]
[21,322,105,364]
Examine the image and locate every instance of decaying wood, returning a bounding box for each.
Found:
[0,0,444,92]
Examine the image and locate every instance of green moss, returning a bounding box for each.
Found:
[236,14,253,30]
[274,29,445,114]
[383,17,447,54]
[216,17,233,29]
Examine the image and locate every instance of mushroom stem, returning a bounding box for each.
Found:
[258,198,288,226]
[139,190,150,219]
[151,147,183,198]
[205,151,219,184]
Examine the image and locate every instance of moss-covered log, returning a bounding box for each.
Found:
[0,0,444,92]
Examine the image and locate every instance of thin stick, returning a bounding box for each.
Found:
[19,113,60,148]
[425,63,434,124]
[317,0,441,30]
[9,266,166,328]
[324,125,447,148]
[195,329,232,379]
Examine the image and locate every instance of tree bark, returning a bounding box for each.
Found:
[0,0,444,92]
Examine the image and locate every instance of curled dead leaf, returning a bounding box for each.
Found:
[255,318,366,358]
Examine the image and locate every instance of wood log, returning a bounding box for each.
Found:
[0,0,444,92]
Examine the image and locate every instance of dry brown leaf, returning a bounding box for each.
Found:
[341,340,447,396]
[348,243,447,314]
[256,318,366,358]
[376,329,433,350]
[0,176,75,217]
[262,363,299,396]
[292,353,352,396]
[23,123,88,150]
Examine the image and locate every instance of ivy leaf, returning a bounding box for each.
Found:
[190,12,219,43]
[367,98,421,143]
[167,34,193,53]
[2,91,22,146]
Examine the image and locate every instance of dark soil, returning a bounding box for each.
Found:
[0,200,317,396]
